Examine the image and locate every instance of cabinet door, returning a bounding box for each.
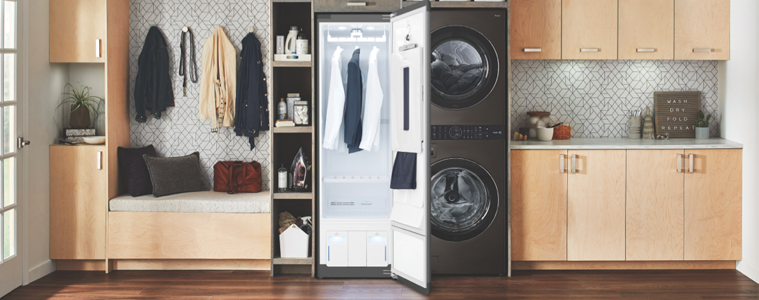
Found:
[567,150,626,261]
[684,149,741,260]
[674,0,730,60]
[627,150,684,261]
[562,0,618,60]
[511,150,567,261]
[49,0,106,63]
[49,145,106,259]
[619,0,674,60]
[314,0,399,13]
[511,0,562,60]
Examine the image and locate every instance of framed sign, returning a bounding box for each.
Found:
[654,91,701,138]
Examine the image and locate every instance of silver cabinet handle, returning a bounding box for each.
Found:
[693,48,713,53]
[97,151,103,170]
[571,154,577,174]
[688,154,694,173]
[580,48,599,52]
[560,154,565,173]
[524,48,542,53]
[637,48,656,53]
[347,2,367,6]
[96,39,101,58]
[677,154,683,173]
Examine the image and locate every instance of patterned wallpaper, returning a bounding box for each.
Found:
[510,60,720,138]
[128,0,271,189]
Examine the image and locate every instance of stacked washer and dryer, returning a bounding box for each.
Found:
[429,9,507,275]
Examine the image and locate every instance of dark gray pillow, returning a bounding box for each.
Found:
[143,152,206,197]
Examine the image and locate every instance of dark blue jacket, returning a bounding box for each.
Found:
[235,33,269,149]
[344,49,363,153]
[134,26,174,122]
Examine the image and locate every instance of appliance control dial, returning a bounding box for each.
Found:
[448,126,463,139]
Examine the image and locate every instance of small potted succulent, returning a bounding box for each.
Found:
[57,83,102,129]
[694,110,711,139]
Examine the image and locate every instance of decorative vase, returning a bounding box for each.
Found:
[695,127,709,139]
[642,107,655,139]
[69,105,91,129]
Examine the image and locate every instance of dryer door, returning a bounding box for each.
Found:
[430,158,498,242]
[430,26,499,110]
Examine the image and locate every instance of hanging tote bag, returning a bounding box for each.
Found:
[213,161,263,194]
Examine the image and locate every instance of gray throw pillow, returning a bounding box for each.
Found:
[143,152,206,197]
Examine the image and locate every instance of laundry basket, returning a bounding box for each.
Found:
[279,224,309,258]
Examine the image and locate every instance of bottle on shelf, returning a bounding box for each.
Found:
[278,164,288,193]
[278,98,287,120]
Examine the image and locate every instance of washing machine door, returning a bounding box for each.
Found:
[430,26,499,110]
[430,158,498,242]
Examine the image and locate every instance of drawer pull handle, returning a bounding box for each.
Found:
[523,48,542,53]
[580,48,599,52]
[693,48,713,53]
[560,154,565,173]
[97,151,102,170]
[688,154,694,173]
[637,48,655,53]
[571,154,577,174]
[347,2,367,6]
[95,39,102,58]
[677,154,683,173]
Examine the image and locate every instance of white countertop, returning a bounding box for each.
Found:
[510,138,743,150]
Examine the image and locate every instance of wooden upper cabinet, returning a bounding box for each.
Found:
[562,0,618,60]
[314,0,399,13]
[50,0,106,63]
[619,0,675,60]
[675,0,730,60]
[567,150,626,261]
[511,0,562,60]
[684,149,742,260]
[626,150,684,261]
[511,150,567,261]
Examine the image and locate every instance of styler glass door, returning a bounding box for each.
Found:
[388,1,431,295]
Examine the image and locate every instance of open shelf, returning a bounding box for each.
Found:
[272,60,312,68]
[273,126,313,133]
[403,1,507,8]
[273,257,313,265]
[273,192,313,199]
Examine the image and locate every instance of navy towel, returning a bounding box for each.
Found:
[390,152,416,190]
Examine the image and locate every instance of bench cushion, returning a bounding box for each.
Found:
[109,191,270,213]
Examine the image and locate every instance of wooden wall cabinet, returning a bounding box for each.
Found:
[675,0,730,60]
[567,150,626,261]
[684,149,742,260]
[510,0,561,60]
[561,0,618,60]
[49,0,106,63]
[314,0,399,13]
[619,0,675,60]
[50,145,107,260]
[511,150,567,261]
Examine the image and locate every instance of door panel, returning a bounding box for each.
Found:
[567,150,625,261]
[49,0,105,63]
[511,150,567,261]
[511,0,561,60]
[627,150,684,261]
[619,0,674,60]
[684,149,741,260]
[562,0,618,60]
[674,0,730,60]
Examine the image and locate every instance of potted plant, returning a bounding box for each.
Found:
[694,110,711,139]
[58,83,102,129]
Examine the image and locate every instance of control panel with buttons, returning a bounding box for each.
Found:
[431,125,505,140]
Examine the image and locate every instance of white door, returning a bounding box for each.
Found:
[0,0,21,296]
[388,1,431,295]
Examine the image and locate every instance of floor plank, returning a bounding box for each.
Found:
[3,270,757,299]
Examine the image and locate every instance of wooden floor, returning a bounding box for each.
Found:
[3,270,758,299]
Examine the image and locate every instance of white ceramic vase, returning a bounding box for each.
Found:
[695,127,709,139]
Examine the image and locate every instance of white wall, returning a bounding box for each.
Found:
[721,0,759,284]
[23,0,68,283]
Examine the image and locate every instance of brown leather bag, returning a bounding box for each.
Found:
[213,161,262,194]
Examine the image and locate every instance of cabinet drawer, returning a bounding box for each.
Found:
[314,0,400,13]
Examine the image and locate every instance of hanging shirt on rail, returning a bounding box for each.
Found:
[359,46,382,151]
[322,46,345,150]
[344,48,364,154]
[200,26,236,130]
[234,32,269,150]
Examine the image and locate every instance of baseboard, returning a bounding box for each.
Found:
[27,260,55,284]
[738,260,759,284]
[111,259,271,271]
[512,261,736,270]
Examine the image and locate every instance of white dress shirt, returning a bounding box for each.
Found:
[359,47,383,151]
[322,46,345,150]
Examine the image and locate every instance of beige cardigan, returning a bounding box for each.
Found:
[199,27,236,129]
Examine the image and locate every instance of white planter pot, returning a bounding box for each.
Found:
[695,127,709,139]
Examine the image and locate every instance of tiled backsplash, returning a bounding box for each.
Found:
[510,60,720,138]
[128,0,271,189]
